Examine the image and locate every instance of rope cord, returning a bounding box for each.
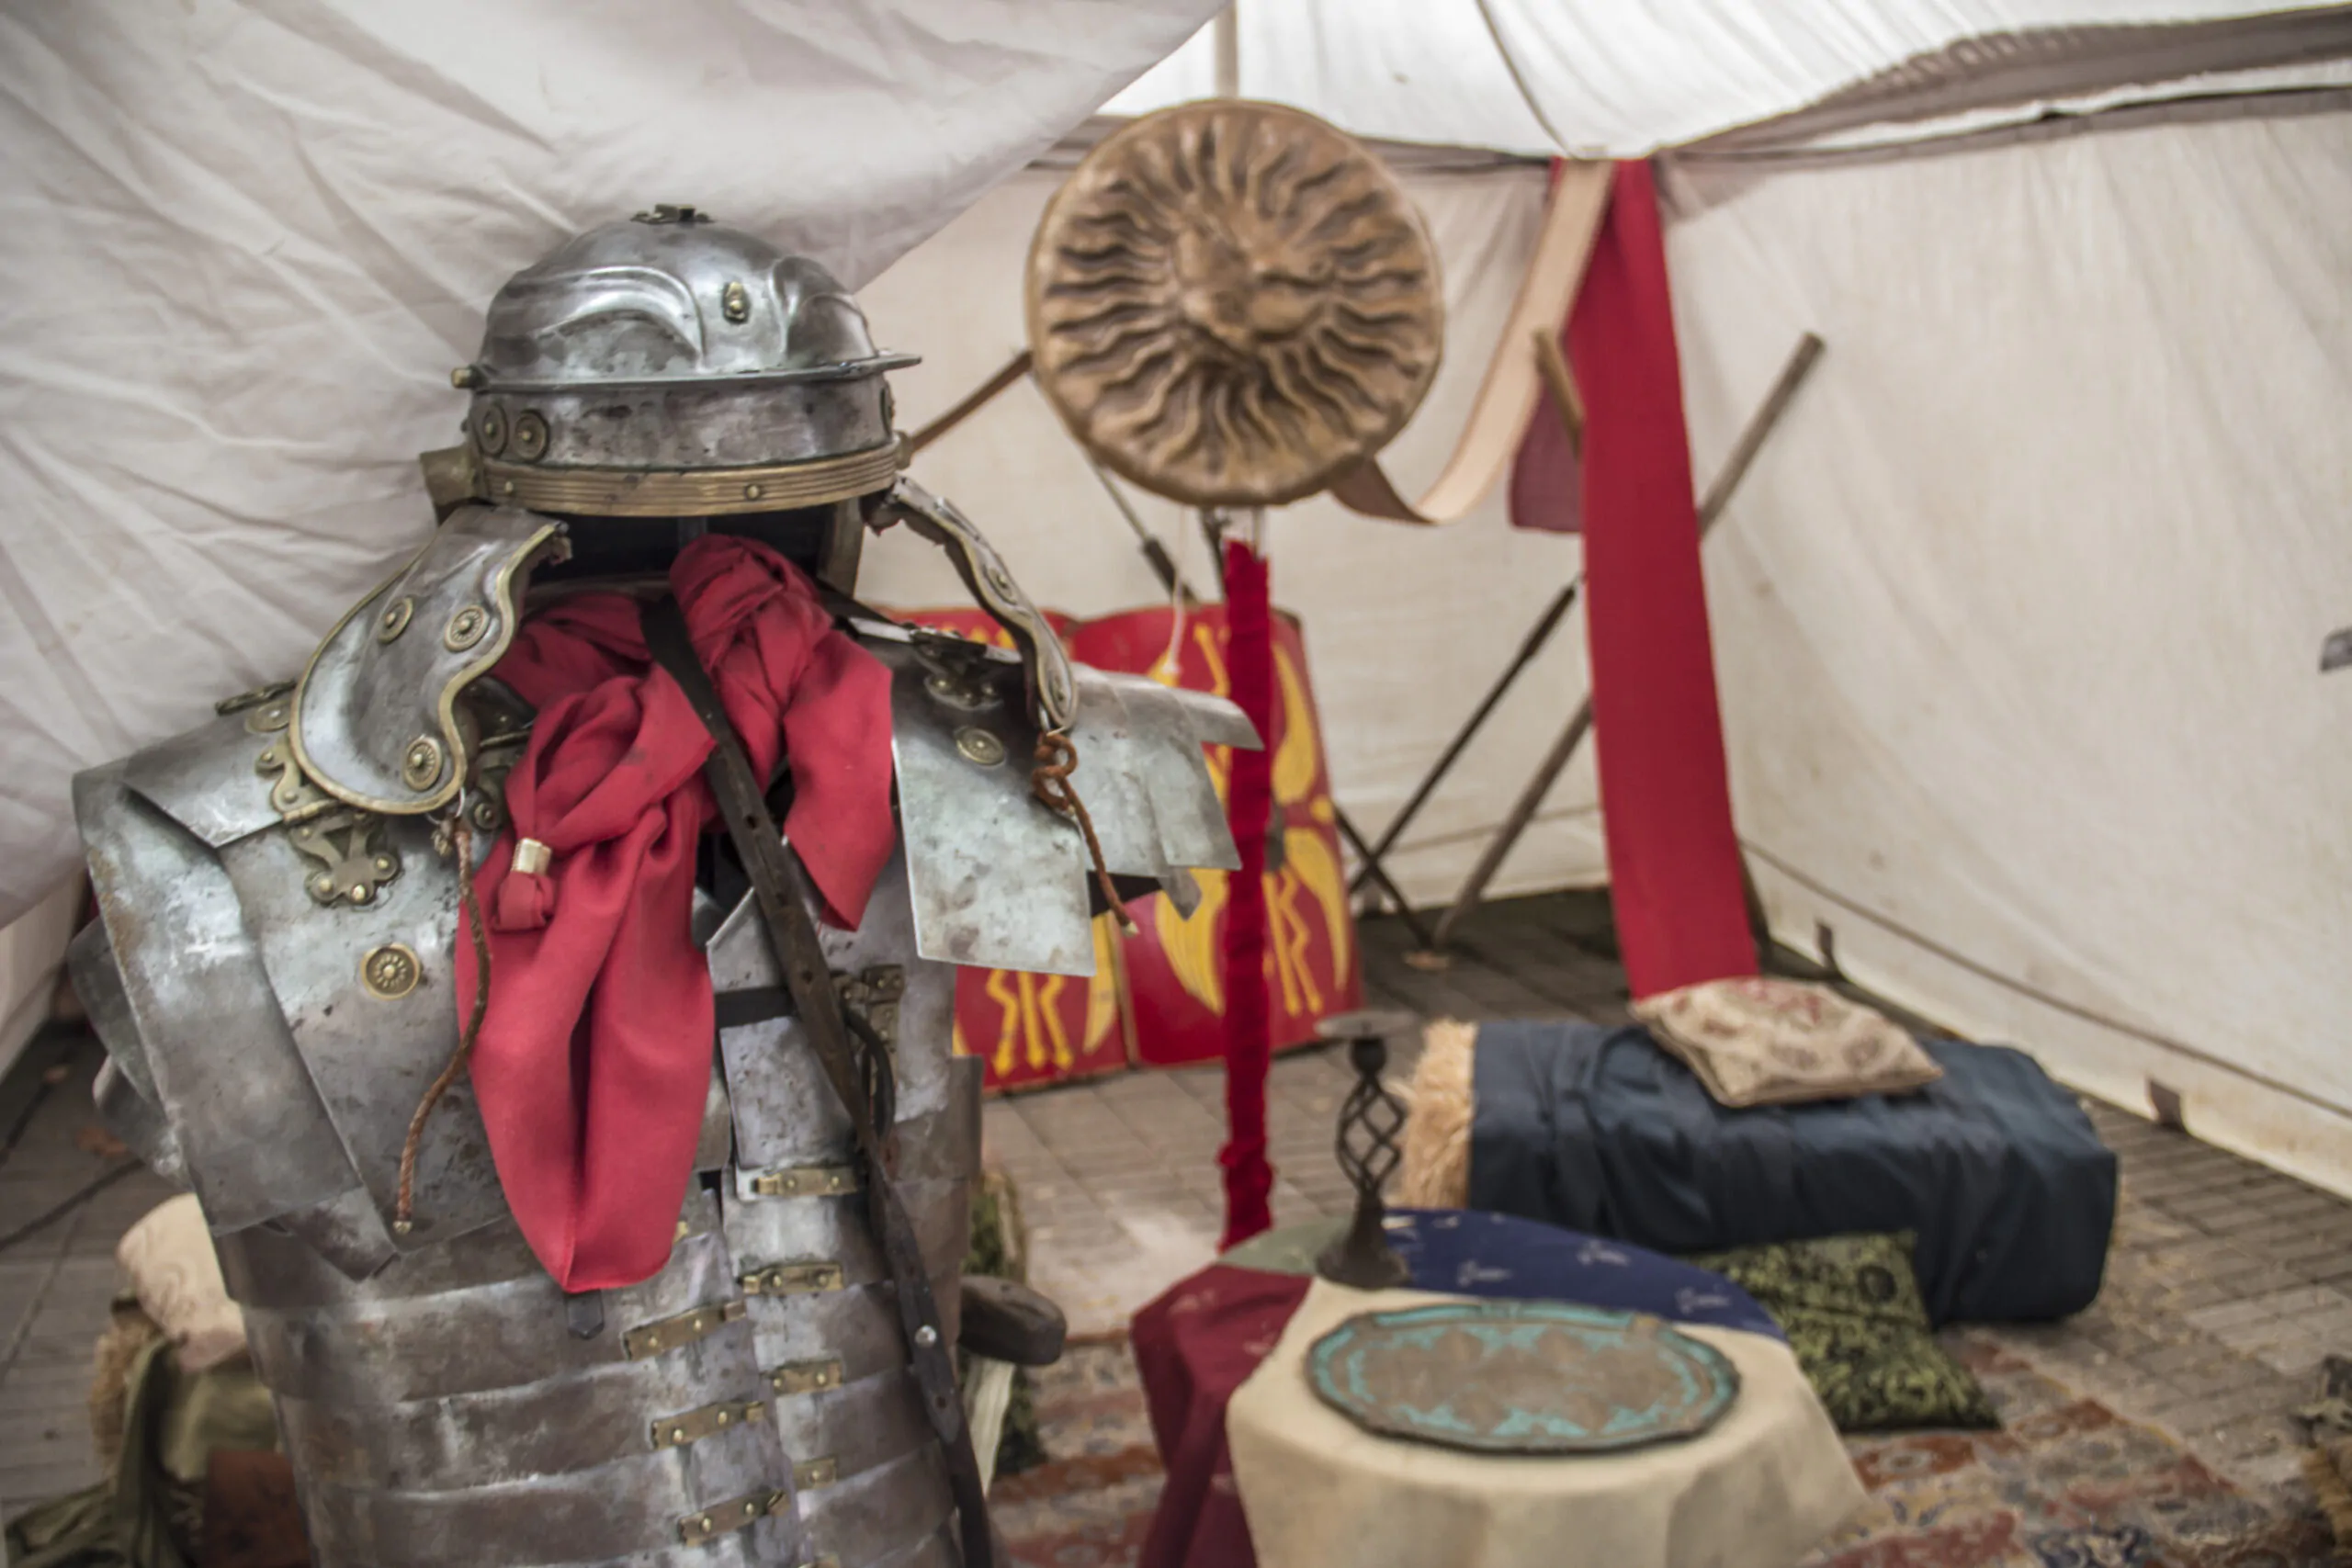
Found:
[396,819,491,1233]
[1030,732,1134,931]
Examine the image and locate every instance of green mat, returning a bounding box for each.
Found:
[1689,1231,1997,1432]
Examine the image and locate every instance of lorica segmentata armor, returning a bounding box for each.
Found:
[74,209,1253,1568]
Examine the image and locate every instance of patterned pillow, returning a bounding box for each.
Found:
[1688,1232,1997,1433]
[116,1194,247,1373]
[1631,976,1941,1108]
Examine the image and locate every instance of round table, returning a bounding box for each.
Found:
[1132,1210,1863,1568]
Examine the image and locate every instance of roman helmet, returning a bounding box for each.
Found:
[424,204,914,589]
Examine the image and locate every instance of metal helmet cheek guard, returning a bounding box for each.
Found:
[432,205,914,519]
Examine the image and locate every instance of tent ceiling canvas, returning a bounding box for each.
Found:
[1113,0,2352,155]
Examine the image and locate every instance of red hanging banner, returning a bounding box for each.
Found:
[1216,539,1279,1248]
[1564,162,1757,997]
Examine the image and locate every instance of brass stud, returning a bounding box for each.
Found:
[401,736,444,790]
[378,597,415,643]
[475,405,508,456]
[716,1409,730,1426]
[362,943,423,999]
[349,884,372,905]
[500,479,516,496]
[955,727,1006,768]
[443,604,492,652]
[511,411,548,462]
[743,482,764,501]
[740,1502,757,1518]
[671,1426,686,1443]
[451,365,482,389]
[644,1334,663,1351]
[722,280,750,322]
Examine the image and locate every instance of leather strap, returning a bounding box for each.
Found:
[640,596,993,1568]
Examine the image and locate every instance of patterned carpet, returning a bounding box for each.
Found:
[994,1335,2337,1568]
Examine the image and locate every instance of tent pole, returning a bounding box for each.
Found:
[1409,332,1824,962]
[1348,333,1587,907]
[906,349,1033,457]
[1334,808,1437,950]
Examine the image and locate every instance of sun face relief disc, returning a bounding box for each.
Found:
[1026,100,1443,509]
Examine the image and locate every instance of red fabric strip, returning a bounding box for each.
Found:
[1566,162,1757,996]
[1216,540,1276,1250]
[454,536,895,1291]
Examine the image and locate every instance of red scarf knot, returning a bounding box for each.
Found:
[452,535,896,1291]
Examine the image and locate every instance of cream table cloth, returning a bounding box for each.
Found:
[1227,1280,1865,1568]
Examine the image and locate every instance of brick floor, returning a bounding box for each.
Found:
[4,892,2346,1539]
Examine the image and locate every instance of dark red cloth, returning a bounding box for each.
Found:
[1133,1264,1311,1568]
[1216,540,1277,1250]
[1508,163,1587,536]
[455,536,895,1292]
[1562,162,1757,997]
[1507,365,1585,535]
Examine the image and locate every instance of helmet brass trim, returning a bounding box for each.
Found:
[475,439,906,517]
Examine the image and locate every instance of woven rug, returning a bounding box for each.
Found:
[994,1335,2335,1568]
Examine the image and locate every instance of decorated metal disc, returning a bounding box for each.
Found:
[1025,99,1443,509]
[1306,1301,1740,1455]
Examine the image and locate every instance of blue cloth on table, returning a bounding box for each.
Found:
[1468,1021,2117,1325]
[1381,1206,1784,1340]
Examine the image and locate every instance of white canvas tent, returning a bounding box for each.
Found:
[4,0,2348,1199]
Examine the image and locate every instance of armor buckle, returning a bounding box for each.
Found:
[650,1398,768,1450]
[621,1299,746,1361]
[740,1261,845,1297]
[767,1359,844,1395]
[739,1163,860,1201]
[675,1489,790,1547]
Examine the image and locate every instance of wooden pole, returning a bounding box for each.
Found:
[906,349,1033,457]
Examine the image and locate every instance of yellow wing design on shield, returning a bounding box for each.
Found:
[1156,866,1228,1014]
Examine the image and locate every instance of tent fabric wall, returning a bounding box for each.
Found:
[1111,0,2352,156]
[852,161,1613,910]
[0,879,80,1082]
[0,0,1220,928]
[1658,101,2352,1196]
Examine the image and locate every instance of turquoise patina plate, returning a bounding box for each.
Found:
[1306,1300,1740,1454]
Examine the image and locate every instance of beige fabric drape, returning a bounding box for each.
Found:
[1328,160,1612,525]
[1227,1280,1865,1568]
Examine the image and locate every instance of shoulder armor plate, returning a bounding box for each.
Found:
[291,504,562,816]
[857,622,1257,976]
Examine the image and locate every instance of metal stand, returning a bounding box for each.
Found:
[1314,1010,1415,1291]
[1405,333,1826,962]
